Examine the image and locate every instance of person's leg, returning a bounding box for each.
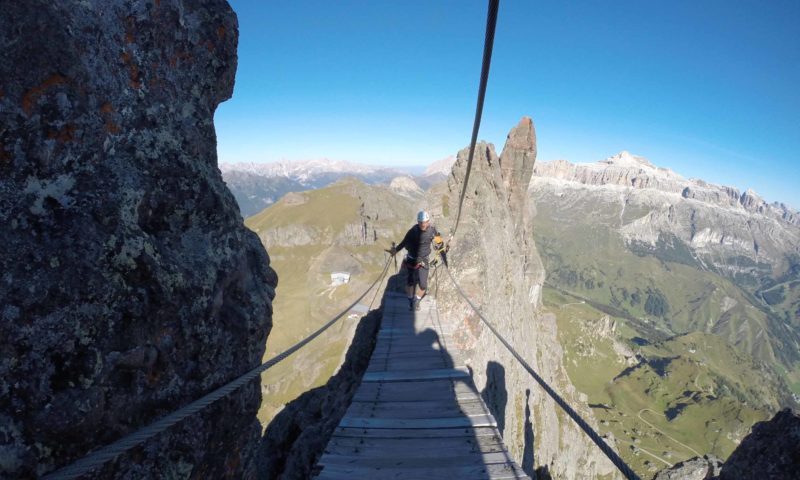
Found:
[415,268,429,310]
[406,267,416,309]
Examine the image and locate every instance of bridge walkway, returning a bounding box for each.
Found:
[314,291,529,479]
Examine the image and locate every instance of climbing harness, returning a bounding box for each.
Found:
[428,235,448,268]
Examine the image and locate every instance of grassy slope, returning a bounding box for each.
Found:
[245,179,415,424]
[533,192,800,396]
[546,287,778,478]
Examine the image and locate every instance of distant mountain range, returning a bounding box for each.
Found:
[220,158,446,217]
[534,151,798,226]
[530,151,800,400]
[231,146,799,478]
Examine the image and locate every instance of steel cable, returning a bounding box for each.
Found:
[43,257,392,480]
[442,264,641,480]
[451,0,500,239]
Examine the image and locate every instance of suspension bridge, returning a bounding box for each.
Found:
[41,1,641,478]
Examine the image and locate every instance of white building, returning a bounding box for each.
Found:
[330,272,350,286]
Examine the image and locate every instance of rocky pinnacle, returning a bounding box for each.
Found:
[499,116,537,234]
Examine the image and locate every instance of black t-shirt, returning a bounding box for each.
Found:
[396,224,439,262]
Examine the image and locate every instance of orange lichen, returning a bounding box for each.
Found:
[105,120,120,134]
[99,101,120,133]
[217,25,226,40]
[168,50,193,68]
[46,124,76,143]
[124,15,136,44]
[22,74,68,115]
[120,51,141,89]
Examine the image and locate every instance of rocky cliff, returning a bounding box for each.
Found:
[654,408,799,479]
[0,1,276,477]
[430,117,616,478]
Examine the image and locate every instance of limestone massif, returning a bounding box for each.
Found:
[531,152,800,372]
[534,151,798,226]
[533,152,800,280]
[0,1,275,477]
[430,117,615,478]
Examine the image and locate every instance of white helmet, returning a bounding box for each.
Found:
[417,210,430,222]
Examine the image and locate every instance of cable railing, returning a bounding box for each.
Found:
[43,258,392,480]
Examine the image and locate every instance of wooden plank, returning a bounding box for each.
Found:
[325,438,508,458]
[368,350,453,360]
[310,293,530,480]
[344,399,492,419]
[318,450,516,468]
[352,379,478,402]
[314,458,528,480]
[366,359,452,372]
[370,347,457,357]
[374,335,454,344]
[326,433,504,451]
[374,332,453,341]
[337,414,497,429]
[330,425,501,439]
[362,367,469,382]
[370,346,453,356]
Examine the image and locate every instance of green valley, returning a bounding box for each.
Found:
[244,178,417,424]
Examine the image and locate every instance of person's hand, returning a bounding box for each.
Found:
[387,247,397,256]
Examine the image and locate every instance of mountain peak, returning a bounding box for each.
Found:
[423,155,456,176]
[602,151,655,168]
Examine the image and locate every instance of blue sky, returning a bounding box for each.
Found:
[216,0,799,208]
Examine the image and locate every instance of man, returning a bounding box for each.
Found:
[389,210,441,311]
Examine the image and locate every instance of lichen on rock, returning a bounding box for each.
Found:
[0,1,276,477]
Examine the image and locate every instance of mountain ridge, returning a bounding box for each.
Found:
[534,152,799,226]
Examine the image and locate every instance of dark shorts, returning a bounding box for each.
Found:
[405,262,429,291]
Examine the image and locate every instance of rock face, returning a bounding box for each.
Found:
[718,408,800,479]
[655,408,800,479]
[0,1,276,478]
[431,117,614,478]
[499,117,537,234]
[653,456,722,480]
[389,175,424,198]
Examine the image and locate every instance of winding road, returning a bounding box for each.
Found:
[638,409,703,458]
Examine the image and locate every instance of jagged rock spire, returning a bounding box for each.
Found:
[499,116,537,231]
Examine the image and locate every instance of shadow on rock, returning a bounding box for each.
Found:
[522,388,535,476]
[481,361,508,436]
[256,307,383,479]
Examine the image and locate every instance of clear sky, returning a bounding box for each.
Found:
[215,0,800,208]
